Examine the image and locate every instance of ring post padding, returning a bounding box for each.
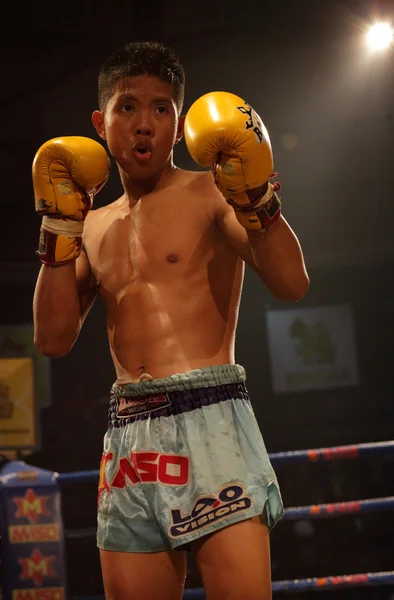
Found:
[0,460,68,600]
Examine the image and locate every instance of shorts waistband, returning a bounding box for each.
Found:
[111,364,246,397]
[109,380,249,428]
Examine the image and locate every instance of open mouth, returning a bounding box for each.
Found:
[133,141,152,161]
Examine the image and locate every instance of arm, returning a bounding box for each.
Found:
[33,250,97,357]
[216,198,309,301]
[32,136,109,356]
[184,91,309,301]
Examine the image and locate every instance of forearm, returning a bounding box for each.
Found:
[247,216,309,301]
[33,262,82,356]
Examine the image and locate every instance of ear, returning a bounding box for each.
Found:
[92,110,107,140]
[175,114,185,144]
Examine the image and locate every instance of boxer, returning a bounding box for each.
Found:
[33,41,309,600]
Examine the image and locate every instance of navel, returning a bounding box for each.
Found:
[166,254,179,264]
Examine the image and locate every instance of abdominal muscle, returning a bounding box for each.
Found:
[105,272,242,383]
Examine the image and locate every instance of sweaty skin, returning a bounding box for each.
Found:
[33,74,307,386]
[83,169,244,383]
[32,65,308,600]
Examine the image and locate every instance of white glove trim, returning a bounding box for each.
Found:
[41,216,84,237]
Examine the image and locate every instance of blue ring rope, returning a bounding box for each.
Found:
[70,571,394,598]
[283,496,394,519]
[56,440,394,484]
[269,440,394,464]
[271,570,394,592]
[64,496,394,540]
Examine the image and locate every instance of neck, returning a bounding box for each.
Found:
[119,159,177,207]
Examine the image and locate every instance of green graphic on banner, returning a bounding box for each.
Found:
[266,304,359,393]
[290,318,337,366]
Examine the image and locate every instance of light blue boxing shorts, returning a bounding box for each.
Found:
[97,364,284,553]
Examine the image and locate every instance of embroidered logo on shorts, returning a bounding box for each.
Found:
[168,483,253,538]
[116,393,170,418]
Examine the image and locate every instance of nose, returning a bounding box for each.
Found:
[134,112,154,137]
[135,124,153,136]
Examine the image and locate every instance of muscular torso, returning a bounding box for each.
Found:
[83,170,244,382]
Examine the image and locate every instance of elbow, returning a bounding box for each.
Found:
[271,273,310,302]
[34,336,73,359]
[33,319,80,358]
[34,343,70,359]
[289,274,310,301]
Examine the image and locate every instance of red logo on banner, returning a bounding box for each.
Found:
[13,587,65,600]
[10,524,60,544]
[18,548,56,586]
[13,489,51,524]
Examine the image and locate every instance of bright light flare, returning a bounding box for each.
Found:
[366,22,393,52]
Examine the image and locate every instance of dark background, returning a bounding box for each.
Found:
[1,0,394,597]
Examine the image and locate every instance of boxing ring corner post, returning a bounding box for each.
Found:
[0,459,68,600]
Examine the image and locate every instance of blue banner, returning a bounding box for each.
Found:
[0,461,68,600]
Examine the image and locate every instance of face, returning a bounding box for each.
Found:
[92,75,184,179]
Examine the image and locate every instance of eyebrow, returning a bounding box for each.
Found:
[117,93,172,104]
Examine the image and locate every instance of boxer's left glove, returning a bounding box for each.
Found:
[184,91,281,232]
[33,136,110,265]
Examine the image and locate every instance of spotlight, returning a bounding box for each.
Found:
[366,22,393,52]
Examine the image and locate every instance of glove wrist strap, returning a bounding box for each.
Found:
[37,227,82,265]
[41,216,84,236]
[253,190,282,231]
[227,184,282,231]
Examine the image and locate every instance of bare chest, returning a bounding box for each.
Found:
[85,195,218,291]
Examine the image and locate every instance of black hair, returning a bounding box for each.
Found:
[98,41,185,115]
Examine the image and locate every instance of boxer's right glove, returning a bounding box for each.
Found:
[32,136,110,265]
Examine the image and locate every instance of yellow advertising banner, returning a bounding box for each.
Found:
[0,325,51,408]
[0,357,37,450]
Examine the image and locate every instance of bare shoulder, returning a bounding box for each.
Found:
[85,196,125,228]
[179,168,225,207]
[181,168,216,189]
[83,196,126,249]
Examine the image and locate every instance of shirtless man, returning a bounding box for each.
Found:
[33,41,309,600]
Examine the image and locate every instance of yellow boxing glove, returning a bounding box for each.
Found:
[32,136,110,265]
[184,91,281,231]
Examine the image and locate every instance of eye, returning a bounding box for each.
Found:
[122,104,134,112]
[155,106,168,114]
